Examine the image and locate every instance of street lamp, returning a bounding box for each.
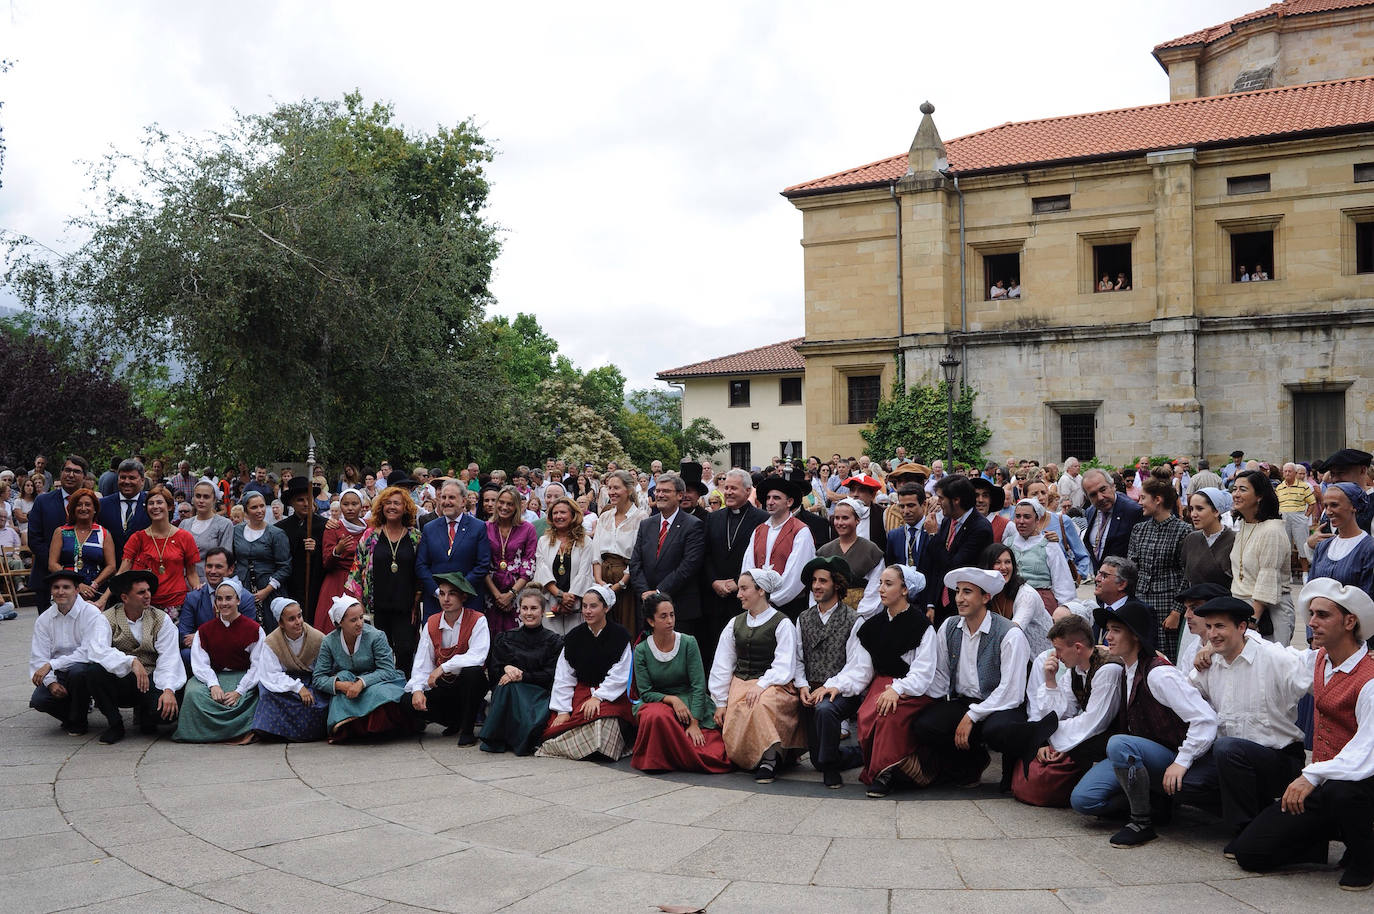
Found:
[938,349,962,466]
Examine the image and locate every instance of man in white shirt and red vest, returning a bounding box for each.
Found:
[406,572,491,745]
[741,477,815,620]
[1229,578,1374,892]
[1069,598,1217,848]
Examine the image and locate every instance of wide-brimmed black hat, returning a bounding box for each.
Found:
[108,569,159,599]
[968,476,1005,512]
[1174,582,1230,605]
[678,459,708,497]
[385,474,419,490]
[1193,595,1254,623]
[801,554,853,589]
[46,569,85,587]
[283,475,320,501]
[756,475,805,507]
[1094,599,1157,654]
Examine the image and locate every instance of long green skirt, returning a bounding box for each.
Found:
[173,671,259,742]
[479,682,551,756]
[325,671,408,734]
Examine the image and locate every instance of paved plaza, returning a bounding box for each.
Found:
[0,614,1365,914]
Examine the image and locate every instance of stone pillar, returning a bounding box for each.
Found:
[1150,318,1203,458]
[1146,148,1202,458]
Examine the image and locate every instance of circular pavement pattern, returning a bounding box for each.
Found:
[0,614,1366,914]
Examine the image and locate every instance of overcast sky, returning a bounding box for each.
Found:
[2,0,1260,389]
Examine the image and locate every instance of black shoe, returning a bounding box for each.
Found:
[754,761,776,784]
[1110,821,1158,848]
[1222,839,1237,861]
[1340,867,1374,892]
[866,770,894,798]
[441,725,461,737]
[99,725,125,745]
[823,769,843,789]
[63,722,89,736]
[457,731,477,747]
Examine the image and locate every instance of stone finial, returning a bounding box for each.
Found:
[907,101,945,175]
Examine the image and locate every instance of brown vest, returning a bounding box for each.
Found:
[104,605,165,672]
[426,609,480,678]
[1312,647,1374,763]
[1117,655,1188,751]
[265,624,325,675]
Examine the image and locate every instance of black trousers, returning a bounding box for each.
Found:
[417,666,486,734]
[29,666,91,729]
[374,609,418,676]
[1213,736,1306,832]
[912,697,1028,783]
[1232,775,1374,875]
[87,662,166,729]
[803,692,864,771]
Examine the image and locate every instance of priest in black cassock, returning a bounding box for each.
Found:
[276,476,328,632]
[699,467,767,671]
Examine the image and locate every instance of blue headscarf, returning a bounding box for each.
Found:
[1195,486,1233,516]
[1330,482,1369,518]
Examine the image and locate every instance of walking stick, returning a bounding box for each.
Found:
[304,433,316,607]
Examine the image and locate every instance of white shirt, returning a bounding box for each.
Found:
[405,609,491,692]
[741,518,816,607]
[29,598,105,686]
[793,608,864,689]
[1026,648,1123,752]
[1291,644,1374,786]
[251,633,316,694]
[1058,473,1085,509]
[929,613,1031,721]
[1189,635,1305,749]
[87,610,187,693]
[824,611,938,698]
[708,608,798,706]
[188,620,266,693]
[591,506,647,561]
[548,634,632,713]
[1122,658,1217,769]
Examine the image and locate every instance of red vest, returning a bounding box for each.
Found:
[196,613,261,672]
[1312,647,1374,763]
[752,516,804,573]
[426,609,479,672]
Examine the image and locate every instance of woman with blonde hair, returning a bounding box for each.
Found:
[485,485,537,634]
[591,469,647,631]
[533,496,595,636]
[346,485,422,672]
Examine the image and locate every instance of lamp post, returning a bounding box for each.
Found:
[938,349,961,467]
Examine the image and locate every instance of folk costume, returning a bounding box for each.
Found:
[311,596,412,743]
[87,572,187,739]
[538,591,634,760]
[175,589,265,743]
[480,621,563,756]
[406,575,490,742]
[250,598,330,742]
[794,555,864,780]
[741,478,816,621]
[632,632,730,773]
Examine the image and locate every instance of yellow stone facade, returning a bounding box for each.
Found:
[671,374,806,471]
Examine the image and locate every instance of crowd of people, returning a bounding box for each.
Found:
[8,443,1374,891]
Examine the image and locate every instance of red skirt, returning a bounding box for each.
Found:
[542,682,635,741]
[632,702,733,774]
[327,703,417,744]
[857,675,936,785]
[1011,753,1086,807]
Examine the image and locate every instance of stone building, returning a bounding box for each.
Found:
[783,0,1374,466]
[658,339,806,471]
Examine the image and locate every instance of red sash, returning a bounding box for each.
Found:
[751,517,804,573]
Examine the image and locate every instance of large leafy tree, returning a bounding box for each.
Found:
[622,387,724,467]
[861,379,991,469]
[4,92,500,467]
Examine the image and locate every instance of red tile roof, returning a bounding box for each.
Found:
[783,76,1374,194]
[658,338,805,380]
[1153,0,1374,52]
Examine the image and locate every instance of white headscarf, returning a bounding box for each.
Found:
[585,583,617,609]
[835,497,870,521]
[269,596,299,622]
[1015,497,1046,519]
[746,568,783,594]
[214,577,244,600]
[894,564,926,597]
[329,594,361,626]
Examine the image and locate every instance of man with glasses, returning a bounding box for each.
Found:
[27,456,91,607]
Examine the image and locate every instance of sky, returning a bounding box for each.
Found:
[1,0,1263,390]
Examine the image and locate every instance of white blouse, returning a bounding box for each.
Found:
[591,506,647,560]
[708,608,798,706]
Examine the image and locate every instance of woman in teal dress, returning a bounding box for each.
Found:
[311,595,412,743]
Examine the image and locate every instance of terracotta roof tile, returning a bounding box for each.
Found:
[1153,0,1374,52]
[783,76,1374,194]
[658,338,805,380]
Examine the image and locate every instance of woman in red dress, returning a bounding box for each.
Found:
[117,485,200,622]
[315,489,366,633]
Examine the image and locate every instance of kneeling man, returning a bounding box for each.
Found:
[407,572,490,744]
[794,556,864,787]
[29,570,105,735]
[88,570,185,743]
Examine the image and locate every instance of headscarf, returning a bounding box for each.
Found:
[745,568,783,594]
[584,583,617,609]
[1014,497,1045,519]
[1330,482,1369,518]
[269,596,299,622]
[894,564,926,597]
[1195,486,1233,516]
[240,491,266,509]
[336,489,368,534]
[214,577,244,599]
[835,496,869,521]
[329,594,361,626]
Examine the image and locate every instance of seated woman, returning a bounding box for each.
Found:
[982,543,1053,658]
[480,588,563,755]
[537,584,634,761]
[174,579,264,743]
[249,598,330,743]
[632,592,730,773]
[311,595,411,743]
[708,569,805,783]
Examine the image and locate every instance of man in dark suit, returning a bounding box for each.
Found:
[919,475,994,623]
[1081,468,1145,573]
[416,480,491,620]
[630,472,705,634]
[701,468,767,669]
[98,459,150,565]
[275,476,329,634]
[885,482,930,569]
[28,455,91,606]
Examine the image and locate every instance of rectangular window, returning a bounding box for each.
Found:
[1227,174,1271,195]
[846,374,881,425]
[729,442,752,470]
[1060,414,1096,462]
[779,441,803,463]
[1293,392,1345,464]
[779,377,802,405]
[1032,194,1070,214]
[1230,231,1275,282]
[1358,222,1374,274]
[728,379,750,407]
[1355,163,1374,183]
[984,252,1020,300]
[1092,243,1133,292]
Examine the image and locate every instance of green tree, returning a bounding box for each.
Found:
[620,387,724,467]
[4,91,500,467]
[621,409,678,469]
[861,379,991,469]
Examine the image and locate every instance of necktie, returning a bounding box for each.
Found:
[907,526,917,565]
[1093,510,1108,557]
[123,499,133,528]
[946,517,958,549]
[657,518,669,555]
[448,520,457,549]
